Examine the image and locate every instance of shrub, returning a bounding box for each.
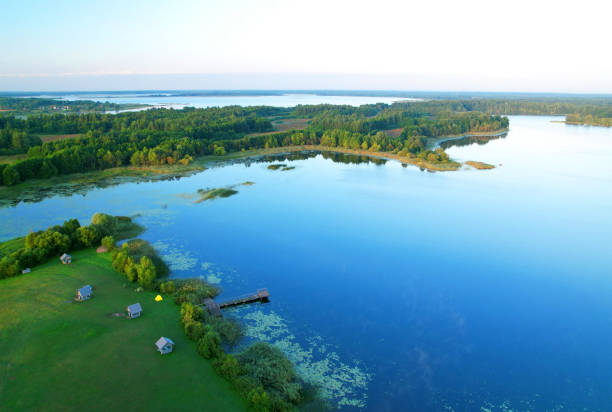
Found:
[237,342,303,405]
[197,330,223,359]
[184,320,205,341]
[101,235,116,251]
[180,302,204,324]
[159,280,175,294]
[247,387,272,412]
[210,317,244,349]
[213,354,243,379]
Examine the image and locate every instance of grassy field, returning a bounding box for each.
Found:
[0,249,248,411]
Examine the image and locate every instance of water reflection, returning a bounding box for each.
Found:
[1,151,392,208]
[438,132,508,149]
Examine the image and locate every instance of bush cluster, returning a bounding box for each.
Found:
[111,242,158,289]
[166,279,308,411]
[0,213,121,279]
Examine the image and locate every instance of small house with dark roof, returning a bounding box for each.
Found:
[60,253,72,264]
[155,337,175,354]
[127,303,142,319]
[76,285,92,301]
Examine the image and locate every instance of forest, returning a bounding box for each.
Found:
[0,100,513,186]
[3,95,609,187]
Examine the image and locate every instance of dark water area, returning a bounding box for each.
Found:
[1,116,611,410]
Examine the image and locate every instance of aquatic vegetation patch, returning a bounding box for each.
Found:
[240,309,372,408]
[195,187,238,203]
[206,273,222,284]
[151,240,198,271]
[192,181,254,203]
[281,166,295,171]
[267,163,286,170]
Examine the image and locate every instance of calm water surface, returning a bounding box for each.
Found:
[1,116,611,411]
[56,92,411,109]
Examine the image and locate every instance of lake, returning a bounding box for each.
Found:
[34,91,414,110]
[1,116,611,410]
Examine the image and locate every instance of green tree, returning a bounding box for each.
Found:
[77,226,101,247]
[136,256,156,288]
[91,213,117,236]
[2,166,20,186]
[101,235,116,251]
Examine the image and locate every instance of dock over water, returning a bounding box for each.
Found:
[202,289,270,317]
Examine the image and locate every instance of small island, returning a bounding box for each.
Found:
[465,161,496,170]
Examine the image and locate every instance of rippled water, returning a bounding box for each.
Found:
[1,116,611,410]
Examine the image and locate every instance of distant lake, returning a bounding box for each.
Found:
[44,92,415,109]
[1,116,611,410]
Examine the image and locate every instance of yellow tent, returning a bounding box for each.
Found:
[155,295,163,302]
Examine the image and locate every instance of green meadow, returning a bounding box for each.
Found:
[0,249,247,411]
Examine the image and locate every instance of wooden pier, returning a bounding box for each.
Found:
[201,289,270,317]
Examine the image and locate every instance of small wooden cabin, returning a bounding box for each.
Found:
[60,253,72,264]
[155,337,175,354]
[76,285,92,301]
[127,303,142,318]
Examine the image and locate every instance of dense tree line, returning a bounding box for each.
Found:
[0,128,42,155]
[566,113,612,127]
[0,105,278,135]
[448,98,612,117]
[0,97,124,114]
[0,213,129,279]
[0,106,281,185]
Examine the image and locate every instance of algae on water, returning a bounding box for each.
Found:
[238,308,372,408]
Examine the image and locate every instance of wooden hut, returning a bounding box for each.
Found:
[127,303,142,319]
[76,285,92,301]
[155,337,175,354]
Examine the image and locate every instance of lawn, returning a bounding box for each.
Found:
[0,237,24,259]
[0,249,248,411]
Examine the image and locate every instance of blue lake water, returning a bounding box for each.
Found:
[1,116,612,410]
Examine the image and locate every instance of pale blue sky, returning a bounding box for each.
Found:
[1,0,611,92]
